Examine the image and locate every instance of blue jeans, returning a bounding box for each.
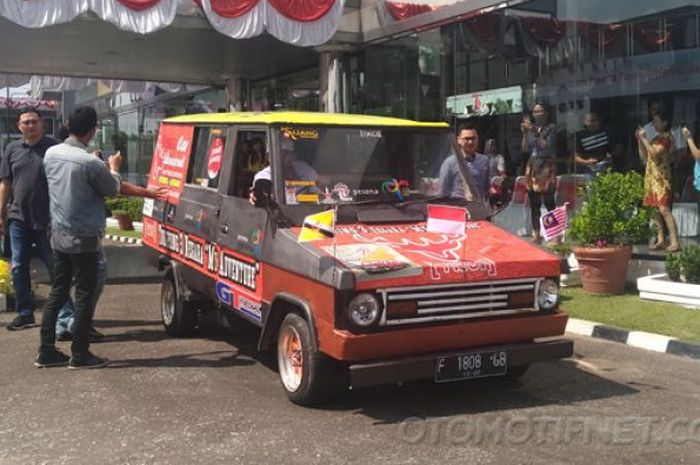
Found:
[55,246,106,335]
[9,221,75,319]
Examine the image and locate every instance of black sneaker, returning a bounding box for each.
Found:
[68,353,110,370]
[6,314,37,331]
[35,347,70,368]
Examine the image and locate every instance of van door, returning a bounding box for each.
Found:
[171,126,228,293]
[214,126,270,324]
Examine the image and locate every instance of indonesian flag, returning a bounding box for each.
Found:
[299,210,336,243]
[426,205,468,236]
[540,205,567,241]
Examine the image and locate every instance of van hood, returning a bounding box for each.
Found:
[295,221,561,289]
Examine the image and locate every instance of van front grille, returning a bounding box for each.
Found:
[379,278,540,326]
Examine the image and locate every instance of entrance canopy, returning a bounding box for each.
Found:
[0,0,347,86]
[0,0,345,44]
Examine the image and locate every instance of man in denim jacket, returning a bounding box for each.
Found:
[36,106,121,369]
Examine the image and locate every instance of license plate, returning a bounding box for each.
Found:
[434,350,508,383]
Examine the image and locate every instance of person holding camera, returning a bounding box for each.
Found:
[521,102,557,243]
[636,111,679,253]
[36,106,122,369]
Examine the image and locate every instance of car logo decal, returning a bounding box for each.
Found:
[215,281,234,306]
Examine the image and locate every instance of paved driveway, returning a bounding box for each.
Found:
[1,283,699,464]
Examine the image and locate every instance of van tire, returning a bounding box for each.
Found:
[160,274,197,337]
[276,313,339,406]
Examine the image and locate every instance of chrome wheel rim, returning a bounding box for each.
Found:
[161,281,175,326]
[278,325,303,392]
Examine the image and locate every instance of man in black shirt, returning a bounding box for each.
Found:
[574,111,624,174]
[0,107,74,330]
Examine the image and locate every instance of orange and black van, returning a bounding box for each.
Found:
[142,112,572,405]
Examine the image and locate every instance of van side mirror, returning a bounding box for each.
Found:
[253,179,273,208]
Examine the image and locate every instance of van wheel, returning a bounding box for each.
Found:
[277,313,339,406]
[160,275,197,337]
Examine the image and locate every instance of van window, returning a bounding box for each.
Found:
[231,131,267,197]
[277,126,454,205]
[186,127,226,189]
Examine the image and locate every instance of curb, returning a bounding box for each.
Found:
[566,317,700,361]
[104,234,142,245]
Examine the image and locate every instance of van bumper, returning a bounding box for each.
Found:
[323,311,569,361]
[348,338,573,389]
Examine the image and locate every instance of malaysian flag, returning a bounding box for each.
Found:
[540,205,567,241]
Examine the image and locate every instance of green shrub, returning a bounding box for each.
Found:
[105,196,144,222]
[665,244,700,284]
[546,241,572,257]
[569,171,653,247]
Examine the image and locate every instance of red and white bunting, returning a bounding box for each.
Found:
[0,0,88,28]
[90,0,180,34]
[0,0,345,45]
[199,0,345,46]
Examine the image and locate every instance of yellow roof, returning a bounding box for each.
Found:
[165,111,448,128]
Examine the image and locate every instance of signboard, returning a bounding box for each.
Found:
[536,49,700,103]
[447,86,523,119]
[148,124,194,204]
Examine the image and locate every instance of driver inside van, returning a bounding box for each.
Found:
[249,136,320,206]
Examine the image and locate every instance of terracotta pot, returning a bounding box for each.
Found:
[573,245,632,295]
[115,214,134,231]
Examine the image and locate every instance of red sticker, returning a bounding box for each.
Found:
[207,137,224,179]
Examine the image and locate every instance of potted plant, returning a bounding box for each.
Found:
[568,171,653,294]
[112,209,134,231]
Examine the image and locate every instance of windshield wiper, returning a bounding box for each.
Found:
[336,198,402,207]
[394,195,452,207]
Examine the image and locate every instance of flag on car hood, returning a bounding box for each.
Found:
[426,204,468,236]
[298,210,336,242]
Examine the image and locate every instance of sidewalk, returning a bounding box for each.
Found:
[566,317,700,361]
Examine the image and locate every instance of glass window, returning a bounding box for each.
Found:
[231,130,267,197]
[187,127,226,190]
[276,126,456,206]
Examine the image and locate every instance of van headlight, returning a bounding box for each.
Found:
[537,279,559,312]
[347,293,381,327]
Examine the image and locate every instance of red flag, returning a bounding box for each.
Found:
[426,205,468,236]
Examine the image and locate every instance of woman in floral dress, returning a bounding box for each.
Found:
[636,112,679,252]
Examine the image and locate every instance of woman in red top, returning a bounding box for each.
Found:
[636,112,679,252]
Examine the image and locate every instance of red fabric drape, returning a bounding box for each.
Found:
[116,0,162,10]
[206,0,262,19]
[385,1,433,21]
[577,22,623,50]
[520,17,566,46]
[268,0,336,22]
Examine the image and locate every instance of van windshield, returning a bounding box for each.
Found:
[276,126,459,205]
